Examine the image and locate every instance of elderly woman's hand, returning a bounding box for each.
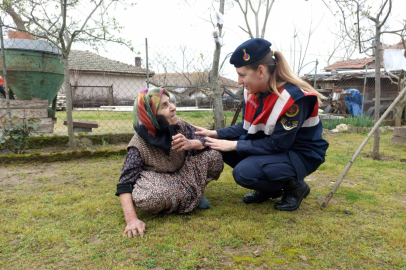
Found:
[204,137,237,152]
[122,218,146,238]
[172,134,205,151]
[194,126,219,138]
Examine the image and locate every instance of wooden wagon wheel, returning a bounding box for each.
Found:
[230,100,243,126]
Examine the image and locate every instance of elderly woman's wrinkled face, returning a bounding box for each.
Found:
[157,94,178,125]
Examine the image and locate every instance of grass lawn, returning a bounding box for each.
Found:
[54,111,242,133]
[1,132,406,269]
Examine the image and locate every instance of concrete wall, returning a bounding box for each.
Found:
[59,71,148,107]
[0,99,53,133]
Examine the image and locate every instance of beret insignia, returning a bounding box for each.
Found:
[243,49,250,61]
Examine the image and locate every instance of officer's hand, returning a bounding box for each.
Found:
[122,218,146,238]
[204,137,237,152]
[194,126,219,138]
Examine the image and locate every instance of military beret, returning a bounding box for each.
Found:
[230,38,272,68]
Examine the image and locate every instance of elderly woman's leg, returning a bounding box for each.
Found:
[132,149,224,214]
[132,171,177,214]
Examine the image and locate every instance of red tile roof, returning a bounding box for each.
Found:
[324,57,377,71]
[324,42,405,71]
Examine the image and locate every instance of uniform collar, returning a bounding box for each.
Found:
[256,90,273,99]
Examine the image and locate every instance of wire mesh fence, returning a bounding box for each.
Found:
[0,32,242,135]
[1,28,405,138]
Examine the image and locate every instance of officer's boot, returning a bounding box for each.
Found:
[243,190,283,204]
[274,179,310,211]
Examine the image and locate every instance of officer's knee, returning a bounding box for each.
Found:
[232,165,250,187]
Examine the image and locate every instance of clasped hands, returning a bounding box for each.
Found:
[171,134,205,151]
[194,126,237,152]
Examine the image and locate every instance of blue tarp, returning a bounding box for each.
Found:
[344,89,363,116]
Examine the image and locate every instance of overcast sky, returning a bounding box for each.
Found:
[101,0,405,81]
[5,0,405,81]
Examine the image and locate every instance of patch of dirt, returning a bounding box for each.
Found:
[0,163,59,187]
[25,143,127,154]
[322,129,339,137]
[361,153,397,161]
[220,245,270,269]
[0,158,103,188]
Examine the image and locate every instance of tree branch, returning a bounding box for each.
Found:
[376,0,388,21]
[68,0,104,53]
[378,0,391,28]
[3,2,26,30]
[235,0,253,38]
[261,0,275,38]
[59,0,68,53]
[381,28,406,34]
[247,0,260,38]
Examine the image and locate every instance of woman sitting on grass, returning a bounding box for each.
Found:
[116,87,223,237]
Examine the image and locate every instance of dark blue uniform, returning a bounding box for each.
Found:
[217,83,329,194]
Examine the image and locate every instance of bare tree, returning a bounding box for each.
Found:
[210,0,225,129]
[333,0,406,159]
[235,0,275,38]
[322,24,358,66]
[1,0,133,150]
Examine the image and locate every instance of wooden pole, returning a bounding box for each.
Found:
[0,18,11,129]
[361,65,367,113]
[146,38,149,88]
[320,84,406,210]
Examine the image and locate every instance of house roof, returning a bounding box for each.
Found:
[302,73,372,83]
[324,57,381,71]
[68,50,151,75]
[382,42,405,50]
[324,42,405,71]
[149,72,239,98]
[149,72,239,90]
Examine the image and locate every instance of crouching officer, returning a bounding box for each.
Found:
[196,38,329,211]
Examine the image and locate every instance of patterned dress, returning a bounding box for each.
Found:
[117,122,223,214]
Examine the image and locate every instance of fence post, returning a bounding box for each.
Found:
[314,59,318,89]
[0,18,12,128]
[362,65,367,113]
[145,38,149,88]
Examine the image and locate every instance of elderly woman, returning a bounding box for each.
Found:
[116,87,223,237]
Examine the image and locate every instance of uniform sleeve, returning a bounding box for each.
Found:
[184,121,208,155]
[236,97,315,156]
[115,147,143,196]
[216,100,247,140]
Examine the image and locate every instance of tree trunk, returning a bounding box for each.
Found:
[211,0,225,129]
[372,24,381,160]
[62,57,77,150]
[4,5,26,31]
[108,85,114,106]
[394,101,406,126]
[394,71,405,127]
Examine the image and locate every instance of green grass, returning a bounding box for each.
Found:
[322,114,379,130]
[54,110,241,133]
[1,132,406,269]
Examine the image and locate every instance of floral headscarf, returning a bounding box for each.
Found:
[133,87,178,151]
